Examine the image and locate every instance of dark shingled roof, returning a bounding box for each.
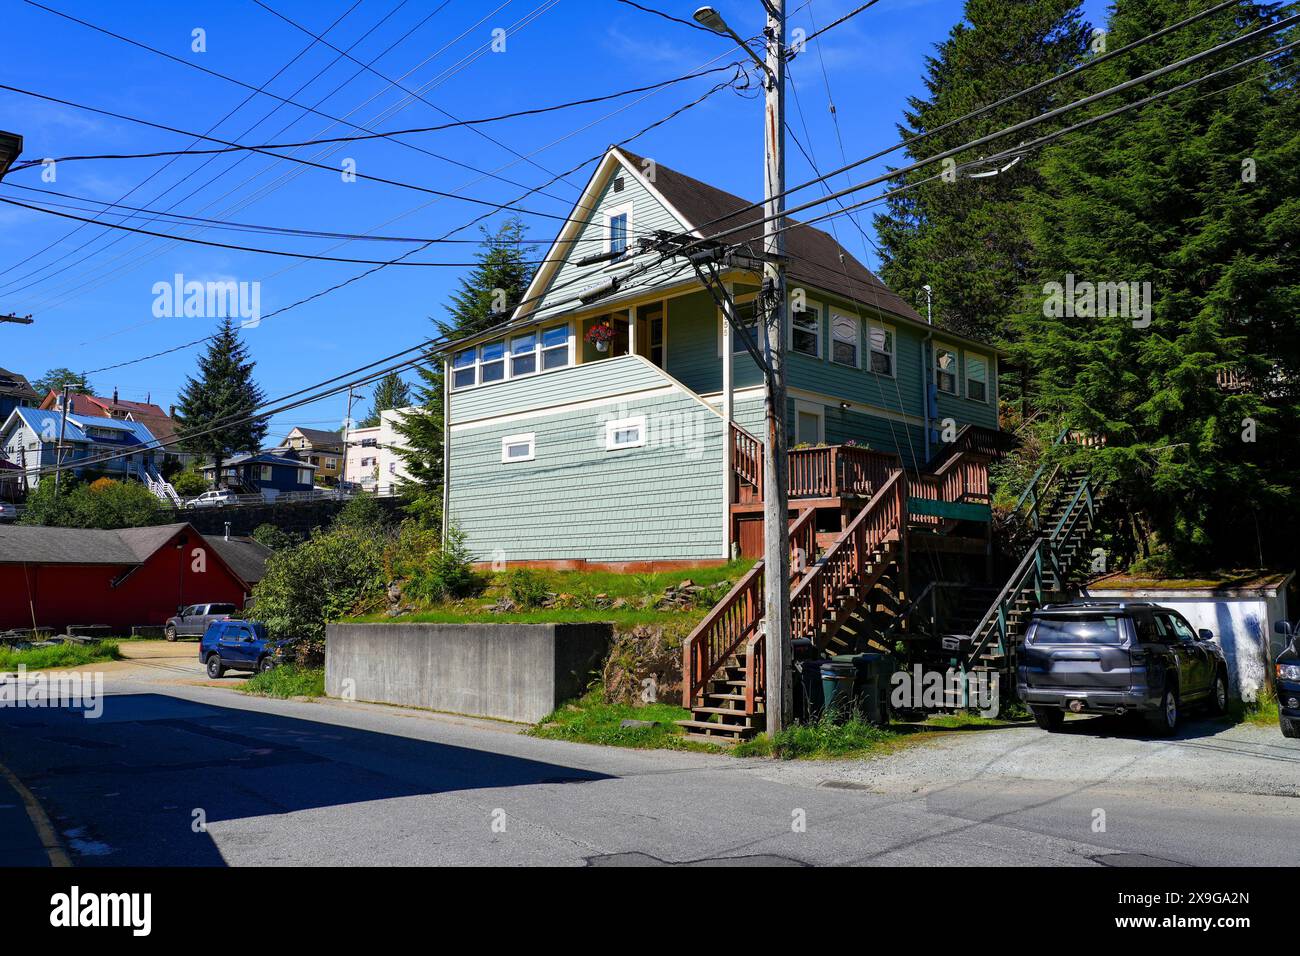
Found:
[615,148,923,323]
[0,367,39,402]
[0,522,268,586]
[286,427,343,446]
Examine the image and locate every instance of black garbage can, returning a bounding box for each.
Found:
[820,663,858,720]
[796,658,826,721]
[830,652,894,726]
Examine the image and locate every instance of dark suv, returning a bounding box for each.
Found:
[1018,601,1229,735]
[1274,621,1299,739]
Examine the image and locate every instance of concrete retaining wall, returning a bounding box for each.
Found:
[325,622,612,723]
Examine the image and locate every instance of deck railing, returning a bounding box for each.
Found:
[731,423,899,502]
[730,423,763,500]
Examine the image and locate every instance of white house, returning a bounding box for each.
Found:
[344,407,417,494]
[1083,571,1294,702]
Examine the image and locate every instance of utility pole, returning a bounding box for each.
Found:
[692,2,791,734]
[760,0,792,736]
[341,385,355,493]
[0,312,34,325]
[53,384,70,496]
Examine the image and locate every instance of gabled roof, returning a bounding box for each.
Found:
[0,521,269,587]
[284,427,342,446]
[2,407,160,447]
[0,367,39,402]
[38,393,179,444]
[205,451,315,469]
[613,148,922,322]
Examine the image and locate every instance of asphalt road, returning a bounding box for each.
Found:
[1,645,1298,866]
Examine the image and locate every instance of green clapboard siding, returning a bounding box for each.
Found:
[449,354,670,424]
[447,360,724,562]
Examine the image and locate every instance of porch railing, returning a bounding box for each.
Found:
[730,422,899,502]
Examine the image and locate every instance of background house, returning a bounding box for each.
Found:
[0,407,162,489]
[0,522,269,631]
[343,408,415,494]
[38,390,188,472]
[0,367,39,421]
[277,427,343,484]
[201,451,315,498]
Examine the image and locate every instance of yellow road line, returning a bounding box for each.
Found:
[0,760,71,867]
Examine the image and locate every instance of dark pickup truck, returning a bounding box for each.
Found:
[1018,600,1229,735]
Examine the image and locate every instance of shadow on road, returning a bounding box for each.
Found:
[0,693,612,866]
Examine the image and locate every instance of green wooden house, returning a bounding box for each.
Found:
[441,147,1003,569]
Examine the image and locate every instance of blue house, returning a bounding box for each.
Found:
[201,451,316,497]
[0,407,163,490]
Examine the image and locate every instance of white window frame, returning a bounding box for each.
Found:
[829,310,860,368]
[296,468,312,485]
[606,203,634,257]
[539,322,573,371]
[501,432,536,463]
[604,416,646,451]
[934,344,959,396]
[964,351,990,403]
[259,465,273,481]
[509,330,540,378]
[867,321,896,378]
[450,323,573,390]
[793,400,825,445]
[790,301,822,359]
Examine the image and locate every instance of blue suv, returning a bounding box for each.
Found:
[199,620,286,679]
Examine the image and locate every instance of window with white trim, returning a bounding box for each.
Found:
[605,416,646,450]
[501,433,535,463]
[259,465,273,481]
[868,323,895,376]
[607,205,632,256]
[965,352,989,402]
[729,300,760,354]
[541,323,570,370]
[791,302,821,357]
[935,345,958,395]
[830,311,859,367]
[297,468,312,485]
[510,331,537,377]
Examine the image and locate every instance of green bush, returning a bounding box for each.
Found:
[251,523,300,551]
[20,477,163,529]
[171,470,208,498]
[240,665,325,699]
[395,524,481,604]
[250,523,388,659]
[503,568,550,609]
[333,494,387,530]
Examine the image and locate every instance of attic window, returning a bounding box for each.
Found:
[612,176,625,193]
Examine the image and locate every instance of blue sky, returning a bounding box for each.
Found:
[0,0,1110,439]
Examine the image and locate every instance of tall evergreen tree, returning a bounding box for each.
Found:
[358,372,411,428]
[1010,0,1299,568]
[33,367,92,396]
[873,0,1091,342]
[396,217,535,525]
[174,317,269,482]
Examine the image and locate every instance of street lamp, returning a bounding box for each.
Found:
[692,7,774,82]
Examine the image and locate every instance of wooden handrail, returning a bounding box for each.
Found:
[730,423,763,499]
[681,508,816,709]
[789,470,906,643]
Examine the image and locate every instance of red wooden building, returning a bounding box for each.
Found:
[0,523,269,632]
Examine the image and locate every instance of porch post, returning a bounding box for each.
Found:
[721,282,735,558]
[628,306,638,356]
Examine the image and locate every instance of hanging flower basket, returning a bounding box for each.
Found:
[585,322,615,352]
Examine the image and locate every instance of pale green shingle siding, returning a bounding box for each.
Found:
[449,354,666,424]
[447,359,723,562]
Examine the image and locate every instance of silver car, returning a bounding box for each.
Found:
[164,603,238,641]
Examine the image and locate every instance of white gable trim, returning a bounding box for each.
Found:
[513,148,696,323]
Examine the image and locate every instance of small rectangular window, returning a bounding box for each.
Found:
[935,346,958,395]
[609,211,628,255]
[792,303,820,357]
[480,340,506,383]
[510,332,538,377]
[868,324,894,376]
[831,312,858,367]
[965,352,988,402]
[452,347,477,389]
[541,324,570,370]
[605,416,646,450]
[501,432,535,463]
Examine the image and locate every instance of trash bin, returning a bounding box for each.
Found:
[796,658,826,721]
[830,652,894,726]
[820,663,858,720]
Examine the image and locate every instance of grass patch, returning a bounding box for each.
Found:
[240,665,324,699]
[527,689,721,752]
[1237,688,1280,727]
[732,715,904,759]
[0,640,121,671]
[919,710,1023,729]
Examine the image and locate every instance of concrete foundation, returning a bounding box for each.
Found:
[325,622,612,723]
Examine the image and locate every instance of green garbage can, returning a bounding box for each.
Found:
[820,663,858,720]
[830,653,894,726]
